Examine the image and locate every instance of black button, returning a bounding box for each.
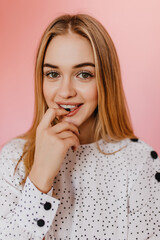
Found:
[155,172,160,182]
[37,219,45,227]
[44,202,52,210]
[130,138,139,142]
[151,151,158,159]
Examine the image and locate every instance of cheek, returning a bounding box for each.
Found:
[83,84,98,104]
[43,82,56,104]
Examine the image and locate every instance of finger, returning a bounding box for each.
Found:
[51,121,80,137]
[39,108,68,129]
[57,131,80,140]
[63,136,80,151]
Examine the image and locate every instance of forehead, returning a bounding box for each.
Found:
[44,33,95,65]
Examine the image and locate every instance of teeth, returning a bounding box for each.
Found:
[59,104,79,108]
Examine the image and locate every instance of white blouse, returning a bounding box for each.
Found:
[0,137,159,240]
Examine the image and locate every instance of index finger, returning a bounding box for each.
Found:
[39,108,68,129]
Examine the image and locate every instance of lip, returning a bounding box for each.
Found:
[56,102,83,106]
[64,104,83,117]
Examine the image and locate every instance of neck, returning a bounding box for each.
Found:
[78,117,98,145]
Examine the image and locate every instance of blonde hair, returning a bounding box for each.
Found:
[14,13,137,185]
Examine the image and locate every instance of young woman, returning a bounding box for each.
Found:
[0,13,159,240]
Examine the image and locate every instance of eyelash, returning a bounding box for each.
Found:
[43,71,94,80]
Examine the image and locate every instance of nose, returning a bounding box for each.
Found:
[58,78,77,98]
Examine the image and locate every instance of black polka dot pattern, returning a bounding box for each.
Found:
[0,138,159,239]
[0,139,60,239]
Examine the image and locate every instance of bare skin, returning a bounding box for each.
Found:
[29,108,80,193]
[29,33,98,194]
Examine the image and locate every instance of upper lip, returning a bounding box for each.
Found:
[56,102,83,105]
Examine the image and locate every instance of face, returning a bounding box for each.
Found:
[43,33,98,128]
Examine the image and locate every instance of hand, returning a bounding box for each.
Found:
[29,108,80,193]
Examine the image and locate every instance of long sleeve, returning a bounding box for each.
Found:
[0,139,60,240]
[128,141,160,239]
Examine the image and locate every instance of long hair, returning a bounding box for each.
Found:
[14,13,137,185]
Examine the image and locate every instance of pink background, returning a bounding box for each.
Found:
[0,0,160,154]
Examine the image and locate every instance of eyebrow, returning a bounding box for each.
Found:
[43,62,95,69]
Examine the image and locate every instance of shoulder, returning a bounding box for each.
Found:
[122,137,159,166]
[127,137,157,156]
[100,137,158,161]
[0,138,27,186]
[108,137,160,190]
[0,138,27,164]
[127,138,160,214]
[124,137,160,179]
[0,138,26,152]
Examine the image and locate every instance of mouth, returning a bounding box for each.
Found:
[57,103,83,117]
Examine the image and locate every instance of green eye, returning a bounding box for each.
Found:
[78,72,93,79]
[45,71,59,78]
[44,71,94,80]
